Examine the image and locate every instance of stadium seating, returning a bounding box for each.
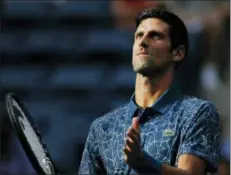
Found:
[1,1,134,173]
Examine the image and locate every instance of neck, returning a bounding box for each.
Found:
[135,68,174,108]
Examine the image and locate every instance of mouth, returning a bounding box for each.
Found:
[137,52,149,56]
[138,52,149,55]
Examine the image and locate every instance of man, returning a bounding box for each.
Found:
[78,8,220,175]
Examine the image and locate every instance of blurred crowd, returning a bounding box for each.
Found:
[0,1,230,174]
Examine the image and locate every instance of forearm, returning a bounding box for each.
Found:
[134,161,194,175]
[161,164,193,175]
[133,152,197,175]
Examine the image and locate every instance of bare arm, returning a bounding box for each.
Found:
[126,151,206,175]
[162,154,206,175]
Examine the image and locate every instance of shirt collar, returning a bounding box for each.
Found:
[127,80,181,118]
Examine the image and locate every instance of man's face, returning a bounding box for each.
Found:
[132,18,173,76]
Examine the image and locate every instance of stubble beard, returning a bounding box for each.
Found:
[132,58,172,78]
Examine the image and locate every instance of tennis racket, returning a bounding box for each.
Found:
[5,93,58,175]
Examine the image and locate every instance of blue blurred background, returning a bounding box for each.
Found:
[0,1,230,174]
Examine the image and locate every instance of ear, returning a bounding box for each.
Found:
[172,45,185,63]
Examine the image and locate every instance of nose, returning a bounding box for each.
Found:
[139,36,149,49]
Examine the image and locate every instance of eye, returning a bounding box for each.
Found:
[135,32,143,39]
[150,32,162,40]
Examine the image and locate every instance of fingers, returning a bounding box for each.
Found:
[123,126,141,153]
[125,136,138,152]
[123,122,142,165]
[132,117,140,132]
[126,127,140,146]
[123,147,131,163]
[123,146,131,156]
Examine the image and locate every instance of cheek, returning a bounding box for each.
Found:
[132,43,138,52]
[132,44,139,57]
[150,43,171,56]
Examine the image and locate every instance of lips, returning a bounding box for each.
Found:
[138,52,149,55]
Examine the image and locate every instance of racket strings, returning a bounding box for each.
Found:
[12,99,54,174]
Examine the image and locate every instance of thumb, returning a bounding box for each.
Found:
[132,117,140,132]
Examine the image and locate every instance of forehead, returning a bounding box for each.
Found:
[136,18,169,34]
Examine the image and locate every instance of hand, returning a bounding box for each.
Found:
[123,117,143,167]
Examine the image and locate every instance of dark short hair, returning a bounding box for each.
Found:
[136,8,189,67]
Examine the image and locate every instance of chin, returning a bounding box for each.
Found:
[133,66,155,76]
[134,64,170,77]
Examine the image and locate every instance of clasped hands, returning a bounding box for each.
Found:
[123,117,145,168]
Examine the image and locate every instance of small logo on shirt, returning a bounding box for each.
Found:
[163,129,175,137]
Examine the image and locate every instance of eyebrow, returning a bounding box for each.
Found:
[135,30,166,38]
